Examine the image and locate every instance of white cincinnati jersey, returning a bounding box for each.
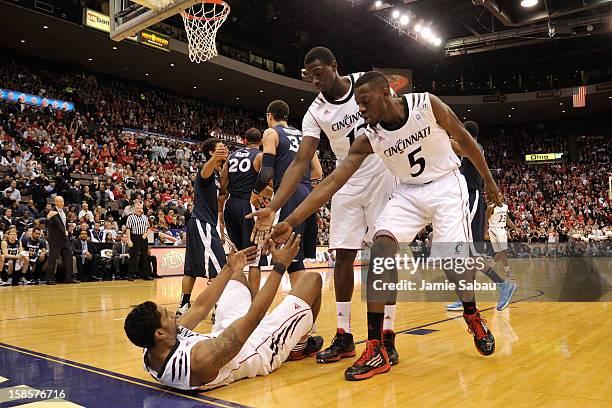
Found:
[302,72,387,179]
[143,326,262,391]
[489,203,508,229]
[365,93,460,184]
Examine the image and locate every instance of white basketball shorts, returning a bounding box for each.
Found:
[329,169,397,250]
[375,170,472,258]
[213,280,313,375]
[488,227,508,253]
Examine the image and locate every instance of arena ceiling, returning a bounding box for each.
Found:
[205,0,612,72]
[1,0,611,126]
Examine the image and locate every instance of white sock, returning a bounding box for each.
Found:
[383,305,396,331]
[336,301,351,333]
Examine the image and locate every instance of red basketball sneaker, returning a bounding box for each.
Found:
[463,310,495,356]
[344,339,391,381]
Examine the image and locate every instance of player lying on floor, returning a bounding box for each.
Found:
[124,233,324,390]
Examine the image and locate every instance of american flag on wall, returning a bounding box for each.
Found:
[572,86,586,108]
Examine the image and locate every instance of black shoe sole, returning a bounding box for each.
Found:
[316,350,356,364]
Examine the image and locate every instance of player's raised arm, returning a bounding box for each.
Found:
[201,143,228,180]
[218,160,229,242]
[178,246,259,330]
[430,94,499,203]
[189,234,301,383]
[271,135,372,243]
[249,128,279,208]
[246,110,321,243]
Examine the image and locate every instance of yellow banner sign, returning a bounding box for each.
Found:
[525,153,563,162]
[139,29,170,52]
[84,9,137,41]
[84,8,110,32]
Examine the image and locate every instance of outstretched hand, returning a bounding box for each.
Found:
[245,207,276,245]
[270,221,294,245]
[269,233,301,268]
[227,246,259,271]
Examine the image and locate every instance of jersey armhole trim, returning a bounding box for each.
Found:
[155,339,180,379]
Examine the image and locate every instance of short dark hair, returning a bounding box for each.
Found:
[355,71,389,89]
[124,301,161,348]
[304,46,336,66]
[245,128,263,144]
[32,227,41,233]
[463,121,479,139]
[267,100,289,121]
[202,137,221,160]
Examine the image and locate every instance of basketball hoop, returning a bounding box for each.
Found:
[181,0,230,63]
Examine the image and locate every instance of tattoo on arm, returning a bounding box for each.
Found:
[205,326,244,371]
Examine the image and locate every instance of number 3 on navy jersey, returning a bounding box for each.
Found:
[287,135,301,152]
[228,158,251,173]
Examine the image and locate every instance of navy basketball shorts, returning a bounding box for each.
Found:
[278,183,311,273]
[303,213,318,260]
[184,218,226,279]
[468,189,486,254]
[224,197,255,251]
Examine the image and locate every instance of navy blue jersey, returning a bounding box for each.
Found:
[272,125,311,189]
[227,147,260,199]
[5,240,19,259]
[191,168,220,225]
[460,142,484,191]
[24,238,46,262]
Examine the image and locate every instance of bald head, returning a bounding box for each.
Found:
[54,195,65,209]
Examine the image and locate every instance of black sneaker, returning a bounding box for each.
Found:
[464,310,495,356]
[382,330,399,365]
[316,328,356,363]
[175,302,191,318]
[287,336,324,361]
[344,339,391,381]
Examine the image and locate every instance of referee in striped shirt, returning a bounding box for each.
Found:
[126,202,153,281]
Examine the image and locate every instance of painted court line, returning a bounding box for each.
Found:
[0,343,252,408]
[355,288,545,345]
[0,302,179,322]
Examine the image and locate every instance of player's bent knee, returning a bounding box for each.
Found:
[287,261,305,274]
[372,232,399,253]
[290,272,322,300]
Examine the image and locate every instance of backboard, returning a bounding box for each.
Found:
[109,0,199,41]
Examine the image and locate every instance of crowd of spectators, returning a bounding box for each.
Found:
[0,55,610,286]
[0,54,263,141]
[480,124,610,244]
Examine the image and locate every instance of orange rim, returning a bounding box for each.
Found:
[181,0,230,21]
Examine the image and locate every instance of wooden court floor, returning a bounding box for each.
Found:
[0,260,611,407]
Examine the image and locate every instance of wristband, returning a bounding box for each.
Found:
[272,262,287,275]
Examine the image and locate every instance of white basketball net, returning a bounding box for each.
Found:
[181,0,230,63]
